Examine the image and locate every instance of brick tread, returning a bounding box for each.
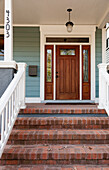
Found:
[14,117,109,130]
[0,165,109,170]
[8,129,109,145]
[1,144,109,161]
[19,108,106,114]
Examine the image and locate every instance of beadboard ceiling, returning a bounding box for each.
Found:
[0,0,109,27]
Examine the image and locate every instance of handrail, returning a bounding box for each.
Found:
[98,63,109,115]
[0,63,26,158]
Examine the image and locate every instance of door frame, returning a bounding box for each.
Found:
[40,25,96,101]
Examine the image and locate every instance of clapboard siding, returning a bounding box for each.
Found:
[13,27,40,97]
[95,28,102,98]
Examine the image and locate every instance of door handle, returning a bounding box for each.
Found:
[56,75,59,78]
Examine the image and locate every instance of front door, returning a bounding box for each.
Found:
[56,45,79,100]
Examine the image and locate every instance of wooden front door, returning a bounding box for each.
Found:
[56,45,79,100]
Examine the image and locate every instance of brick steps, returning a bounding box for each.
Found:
[0,165,109,170]
[8,129,109,145]
[1,144,109,165]
[14,117,109,129]
[1,107,109,166]
[19,108,106,114]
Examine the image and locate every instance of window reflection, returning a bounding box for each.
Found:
[47,49,52,82]
[60,49,75,55]
[83,50,88,82]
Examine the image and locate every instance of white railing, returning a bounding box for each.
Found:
[98,63,109,116]
[0,63,26,158]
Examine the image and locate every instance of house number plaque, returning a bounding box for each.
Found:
[6,10,10,38]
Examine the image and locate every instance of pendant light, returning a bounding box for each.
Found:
[66,8,74,33]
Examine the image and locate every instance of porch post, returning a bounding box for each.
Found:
[106,23,109,63]
[106,23,109,39]
[4,0,13,61]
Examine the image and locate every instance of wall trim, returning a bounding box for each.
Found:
[25,98,41,103]
[95,98,99,103]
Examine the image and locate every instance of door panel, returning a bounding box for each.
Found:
[56,45,79,100]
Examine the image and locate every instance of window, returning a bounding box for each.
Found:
[60,49,75,55]
[46,37,89,43]
[46,49,52,82]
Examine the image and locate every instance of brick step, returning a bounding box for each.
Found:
[8,129,109,145]
[14,117,109,130]
[0,165,109,170]
[19,108,106,114]
[1,144,109,165]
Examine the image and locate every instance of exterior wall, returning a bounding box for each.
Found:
[0,25,103,100]
[13,27,40,97]
[95,28,102,98]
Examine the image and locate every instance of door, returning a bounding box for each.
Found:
[56,45,80,100]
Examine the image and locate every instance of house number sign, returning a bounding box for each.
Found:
[6,10,10,38]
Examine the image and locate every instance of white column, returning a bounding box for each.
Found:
[4,0,13,61]
[17,63,27,109]
[102,28,106,63]
[98,63,107,109]
[106,23,109,39]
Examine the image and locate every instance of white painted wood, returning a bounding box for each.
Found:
[0,62,26,158]
[40,30,45,101]
[53,45,56,100]
[25,97,41,103]
[102,28,106,63]
[17,63,27,109]
[106,25,109,39]
[4,0,13,61]
[98,63,109,115]
[91,31,95,100]
[80,45,82,100]
[0,61,17,69]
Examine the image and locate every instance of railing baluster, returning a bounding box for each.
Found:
[8,99,11,127]
[1,111,5,144]
[5,105,8,136]
[11,94,14,120]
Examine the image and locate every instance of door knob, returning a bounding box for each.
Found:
[56,75,59,78]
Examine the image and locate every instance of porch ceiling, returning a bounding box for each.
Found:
[0,0,109,27]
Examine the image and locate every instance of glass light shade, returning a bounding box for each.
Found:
[67,24,73,33]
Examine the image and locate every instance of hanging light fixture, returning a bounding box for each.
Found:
[66,8,74,33]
